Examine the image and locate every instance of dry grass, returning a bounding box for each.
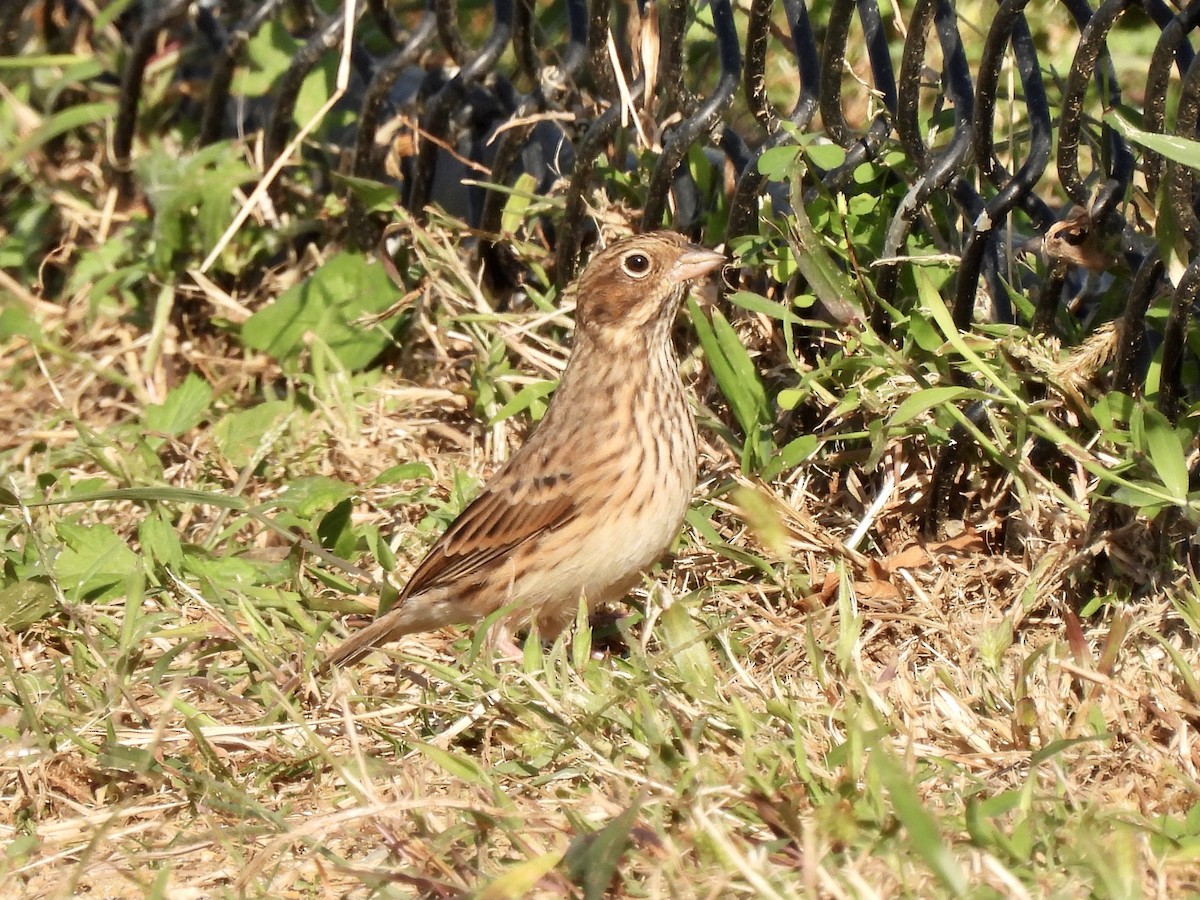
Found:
[4,211,1200,897]
[4,4,1200,898]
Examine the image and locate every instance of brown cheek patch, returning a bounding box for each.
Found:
[580,272,640,325]
[584,271,668,327]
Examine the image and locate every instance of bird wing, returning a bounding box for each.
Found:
[316,478,580,673]
[397,475,580,601]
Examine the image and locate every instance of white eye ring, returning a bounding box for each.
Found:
[620,252,652,278]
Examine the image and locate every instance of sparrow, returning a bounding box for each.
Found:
[314,231,725,676]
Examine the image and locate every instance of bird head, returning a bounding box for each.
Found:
[572,232,726,346]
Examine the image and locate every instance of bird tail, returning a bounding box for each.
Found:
[320,615,400,671]
[277,594,465,694]
[322,592,465,672]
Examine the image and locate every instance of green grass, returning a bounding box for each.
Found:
[3,3,1200,898]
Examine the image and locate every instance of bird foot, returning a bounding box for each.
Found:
[484,623,525,663]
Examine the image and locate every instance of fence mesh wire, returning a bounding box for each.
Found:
[9,0,1197,530]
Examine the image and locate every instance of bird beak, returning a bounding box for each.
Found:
[670,246,726,284]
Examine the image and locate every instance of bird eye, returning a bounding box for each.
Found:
[620,252,652,277]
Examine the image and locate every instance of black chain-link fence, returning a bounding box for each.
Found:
[9,0,1197,532]
[85,2,1169,284]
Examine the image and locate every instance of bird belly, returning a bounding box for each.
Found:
[507,479,692,634]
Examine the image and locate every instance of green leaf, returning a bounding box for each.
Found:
[888,387,984,429]
[93,0,138,32]
[873,753,969,897]
[0,101,116,170]
[562,795,644,900]
[501,172,539,235]
[98,741,163,776]
[139,511,184,570]
[1145,629,1200,707]
[659,600,716,700]
[412,741,490,785]
[372,462,434,485]
[489,379,557,425]
[231,21,300,97]
[474,852,564,900]
[0,486,249,509]
[776,387,804,411]
[689,298,770,438]
[0,581,58,630]
[0,305,42,343]
[1092,391,1135,433]
[1141,405,1189,501]
[806,143,847,170]
[776,433,819,467]
[0,54,94,68]
[135,142,256,272]
[1107,111,1200,172]
[685,505,725,549]
[144,374,213,439]
[570,596,592,672]
[1111,481,1175,514]
[241,252,402,370]
[54,523,139,601]
[732,485,788,556]
[183,554,260,592]
[915,268,1014,401]
[69,477,114,499]
[211,400,292,467]
[333,173,397,214]
[965,791,1024,860]
[907,307,943,352]
[293,49,344,129]
[1154,173,1191,287]
[762,432,820,480]
[725,290,805,325]
[1029,733,1113,766]
[317,498,356,558]
[1130,404,1146,453]
[273,477,356,517]
[757,144,801,181]
[785,156,862,317]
